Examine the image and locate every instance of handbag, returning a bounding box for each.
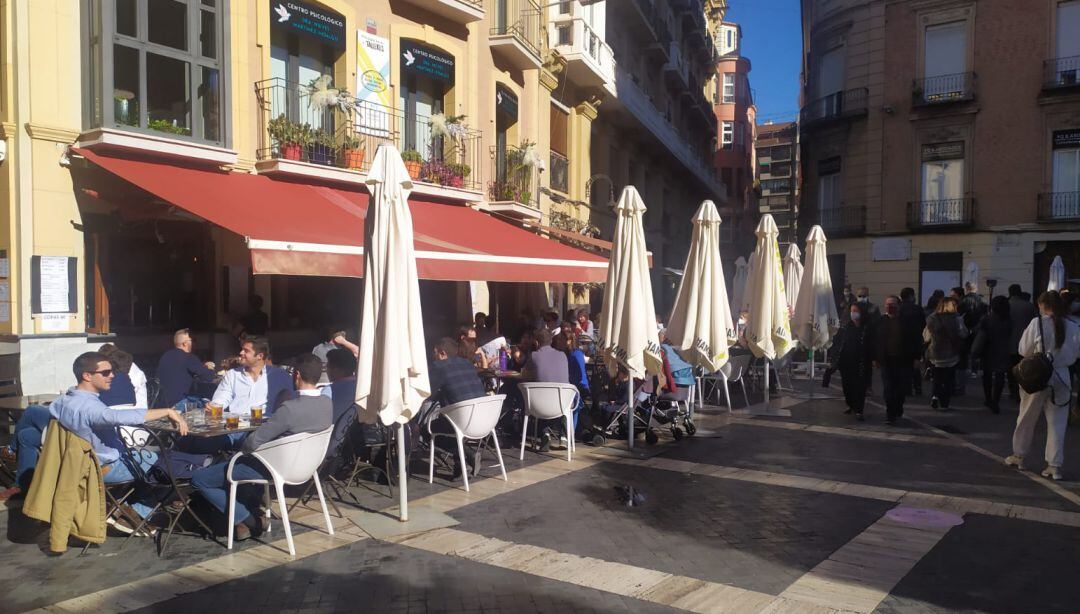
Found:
[1012,316,1054,394]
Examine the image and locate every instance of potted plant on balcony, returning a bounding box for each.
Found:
[340,134,366,170]
[309,130,336,166]
[401,149,423,179]
[268,114,311,161]
[447,163,471,188]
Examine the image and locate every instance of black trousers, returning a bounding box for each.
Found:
[881,359,912,420]
[932,365,956,408]
[983,369,1006,408]
[840,367,867,414]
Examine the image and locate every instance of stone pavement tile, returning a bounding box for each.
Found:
[448,461,892,595]
[131,538,678,614]
[661,424,1077,511]
[877,514,1080,614]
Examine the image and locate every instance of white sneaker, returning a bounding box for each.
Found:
[1041,466,1063,481]
[557,436,569,450]
[1004,455,1024,469]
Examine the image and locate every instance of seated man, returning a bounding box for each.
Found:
[211,336,295,419]
[320,348,358,422]
[522,328,571,451]
[49,352,188,532]
[312,328,360,366]
[99,348,137,408]
[422,338,487,478]
[99,343,147,408]
[191,354,332,541]
[157,328,218,409]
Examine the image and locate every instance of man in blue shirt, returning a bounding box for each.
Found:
[50,352,188,532]
[210,336,294,418]
[157,328,217,409]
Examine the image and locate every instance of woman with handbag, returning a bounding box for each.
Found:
[971,296,1012,413]
[923,297,968,411]
[1006,291,1080,480]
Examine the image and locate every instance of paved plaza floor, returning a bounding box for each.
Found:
[4,374,1080,613]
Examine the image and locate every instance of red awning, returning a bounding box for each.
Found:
[74,149,608,283]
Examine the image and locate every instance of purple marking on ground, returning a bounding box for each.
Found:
[886,506,965,527]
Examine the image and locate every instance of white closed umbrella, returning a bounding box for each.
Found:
[783,244,804,315]
[745,215,794,408]
[730,256,749,316]
[598,186,662,449]
[355,144,431,522]
[1049,256,1066,292]
[793,225,839,380]
[666,200,737,375]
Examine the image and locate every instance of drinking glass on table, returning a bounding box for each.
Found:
[224,412,240,430]
[205,402,223,422]
[250,405,264,425]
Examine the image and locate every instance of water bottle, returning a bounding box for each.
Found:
[498,348,508,371]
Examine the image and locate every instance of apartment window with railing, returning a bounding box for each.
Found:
[84,0,228,144]
[922,21,968,100]
[722,73,735,103]
[1051,130,1080,218]
[920,141,965,224]
[721,121,733,150]
[1050,1,1080,86]
[818,157,841,213]
[549,103,569,194]
[762,178,790,194]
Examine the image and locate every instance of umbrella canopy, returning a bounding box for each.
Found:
[783,244,804,314]
[666,201,737,372]
[792,226,839,350]
[745,215,793,360]
[355,145,431,426]
[597,186,663,378]
[730,256,749,316]
[1049,256,1066,292]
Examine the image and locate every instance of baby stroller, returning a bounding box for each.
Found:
[652,383,697,440]
[589,377,666,445]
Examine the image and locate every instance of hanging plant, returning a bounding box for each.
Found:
[519,140,546,171]
[308,75,358,113]
[428,113,469,142]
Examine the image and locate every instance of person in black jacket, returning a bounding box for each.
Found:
[899,287,927,395]
[829,302,873,420]
[875,296,919,424]
[972,296,1011,413]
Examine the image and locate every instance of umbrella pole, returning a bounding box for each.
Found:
[764,359,770,409]
[627,376,634,450]
[809,350,815,400]
[397,423,408,522]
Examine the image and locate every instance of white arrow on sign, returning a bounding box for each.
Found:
[403,50,415,66]
[274,3,291,22]
[497,91,503,105]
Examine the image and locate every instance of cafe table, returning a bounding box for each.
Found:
[144,408,261,439]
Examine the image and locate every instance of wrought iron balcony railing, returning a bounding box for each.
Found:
[489,144,540,206]
[801,88,869,126]
[819,205,866,237]
[1038,192,1080,222]
[912,72,976,106]
[490,0,543,56]
[1044,56,1080,90]
[906,197,974,230]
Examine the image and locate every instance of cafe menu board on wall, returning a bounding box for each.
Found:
[270,1,346,51]
[400,39,455,84]
[31,255,77,314]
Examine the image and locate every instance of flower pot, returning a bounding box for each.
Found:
[405,160,423,180]
[281,144,302,161]
[448,174,464,188]
[310,145,334,166]
[343,148,366,170]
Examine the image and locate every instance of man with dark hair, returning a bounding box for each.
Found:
[191,353,332,541]
[522,328,571,450]
[1008,284,1036,398]
[899,287,927,395]
[98,347,137,407]
[421,337,487,478]
[45,352,188,531]
[157,328,218,409]
[312,328,360,365]
[874,296,919,424]
[321,348,358,422]
[210,336,295,419]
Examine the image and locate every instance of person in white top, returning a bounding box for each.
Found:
[129,361,148,408]
[1006,291,1080,481]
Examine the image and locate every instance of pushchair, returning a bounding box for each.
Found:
[588,376,684,445]
[652,383,697,440]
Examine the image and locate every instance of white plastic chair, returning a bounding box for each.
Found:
[426,394,507,492]
[226,426,334,556]
[700,354,752,410]
[518,382,579,461]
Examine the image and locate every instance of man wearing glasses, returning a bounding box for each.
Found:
[46,352,188,533]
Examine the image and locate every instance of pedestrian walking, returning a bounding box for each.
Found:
[1006,291,1080,481]
[1007,284,1037,398]
[971,295,1011,413]
[875,296,916,424]
[924,297,968,411]
[899,287,926,395]
[829,302,873,420]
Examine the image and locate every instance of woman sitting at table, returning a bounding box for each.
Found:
[554,324,589,435]
[510,330,536,371]
[457,326,491,370]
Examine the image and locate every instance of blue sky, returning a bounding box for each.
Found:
[726,0,803,123]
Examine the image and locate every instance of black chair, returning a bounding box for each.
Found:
[146,377,161,409]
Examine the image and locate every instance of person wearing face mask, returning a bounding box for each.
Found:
[828,302,873,420]
[875,295,919,424]
[855,287,880,394]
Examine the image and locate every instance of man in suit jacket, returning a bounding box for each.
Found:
[210,336,295,418]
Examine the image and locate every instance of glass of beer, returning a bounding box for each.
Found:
[206,402,223,422]
[224,412,240,430]
[250,405,264,425]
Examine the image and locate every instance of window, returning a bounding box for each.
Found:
[921,142,965,224]
[816,46,845,115]
[721,121,733,149]
[86,0,227,144]
[733,122,744,149]
[771,145,791,160]
[818,158,842,213]
[762,178,791,194]
[924,21,966,98]
[770,162,791,177]
[1057,1,1080,60]
[722,73,735,103]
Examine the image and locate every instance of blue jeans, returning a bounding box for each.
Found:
[176,431,247,455]
[103,449,159,518]
[174,396,206,412]
[10,405,51,490]
[191,457,271,525]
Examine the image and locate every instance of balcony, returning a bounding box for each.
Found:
[1043,56,1080,92]
[662,43,690,89]
[399,0,483,23]
[912,72,976,106]
[487,144,541,220]
[550,17,614,87]
[549,151,569,194]
[906,197,975,231]
[801,88,869,128]
[819,205,866,237]
[489,0,544,70]
[1038,192,1080,222]
[255,78,483,199]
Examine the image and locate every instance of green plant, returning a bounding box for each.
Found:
[311,130,337,147]
[401,149,423,163]
[148,117,190,136]
[447,163,471,178]
[340,134,365,151]
[267,114,311,146]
